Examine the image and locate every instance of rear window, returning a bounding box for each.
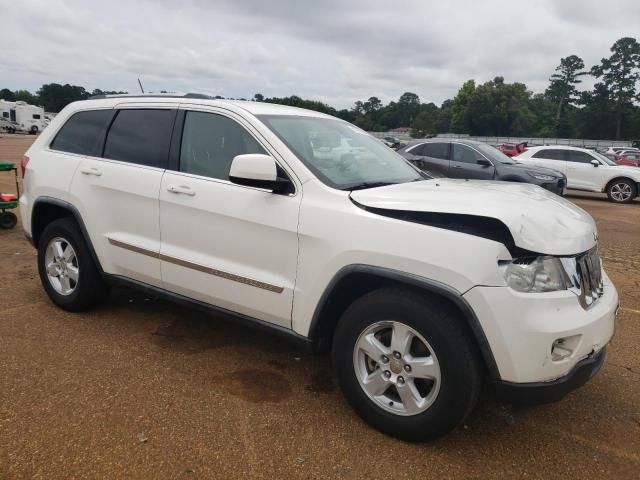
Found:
[532,149,566,161]
[50,110,114,156]
[103,109,175,168]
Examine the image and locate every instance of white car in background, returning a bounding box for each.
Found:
[515,146,640,203]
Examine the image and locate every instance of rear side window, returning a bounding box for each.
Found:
[422,143,449,160]
[103,109,175,168]
[179,111,266,180]
[566,150,595,163]
[532,149,566,161]
[33,114,41,119]
[50,110,114,156]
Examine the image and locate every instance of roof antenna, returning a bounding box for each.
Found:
[137,78,145,94]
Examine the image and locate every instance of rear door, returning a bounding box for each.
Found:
[158,107,301,328]
[409,142,450,176]
[449,143,495,179]
[565,150,605,191]
[69,106,176,287]
[526,149,568,177]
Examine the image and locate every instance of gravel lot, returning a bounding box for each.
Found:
[1,134,638,479]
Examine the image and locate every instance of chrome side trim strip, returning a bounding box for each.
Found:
[107,238,284,294]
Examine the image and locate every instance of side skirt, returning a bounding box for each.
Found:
[105,274,313,351]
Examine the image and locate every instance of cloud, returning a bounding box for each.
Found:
[1,0,638,108]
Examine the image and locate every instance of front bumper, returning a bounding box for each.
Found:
[464,270,617,384]
[495,347,606,405]
[539,177,566,196]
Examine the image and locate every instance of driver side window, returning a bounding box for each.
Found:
[452,144,484,164]
[179,111,266,180]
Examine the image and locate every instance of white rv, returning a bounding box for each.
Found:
[0,100,47,134]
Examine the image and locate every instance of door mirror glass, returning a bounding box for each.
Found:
[590,159,600,167]
[229,154,286,192]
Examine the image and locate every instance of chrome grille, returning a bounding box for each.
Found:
[575,247,604,309]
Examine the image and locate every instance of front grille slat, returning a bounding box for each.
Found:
[575,247,604,308]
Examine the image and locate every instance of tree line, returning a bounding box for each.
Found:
[2,37,638,140]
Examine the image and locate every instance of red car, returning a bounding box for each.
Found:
[498,142,528,157]
[614,150,640,167]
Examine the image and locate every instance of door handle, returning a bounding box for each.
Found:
[79,167,102,176]
[167,185,196,196]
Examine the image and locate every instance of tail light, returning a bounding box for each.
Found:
[20,155,29,178]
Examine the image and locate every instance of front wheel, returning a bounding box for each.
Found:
[607,179,636,203]
[333,287,482,442]
[0,211,17,229]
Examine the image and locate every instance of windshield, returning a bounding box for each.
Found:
[258,115,423,189]
[592,151,617,166]
[474,143,516,164]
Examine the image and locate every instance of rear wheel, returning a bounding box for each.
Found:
[333,287,482,441]
[37,218,109,311]
[607,179,636,203]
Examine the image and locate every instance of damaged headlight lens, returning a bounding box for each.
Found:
[503,256,568,293]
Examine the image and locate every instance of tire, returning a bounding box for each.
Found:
[37,218,109,311]
[0,211,17,229]
[30,126,38,135]
[333,287,482,442]
[607,178,636,203]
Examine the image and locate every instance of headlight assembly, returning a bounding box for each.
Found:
[502,256,569,293]
[528,171,557,181]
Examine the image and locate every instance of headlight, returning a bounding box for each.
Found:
[503,256,568,292]
[528,171,556,181]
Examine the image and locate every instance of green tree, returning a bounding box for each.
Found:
[13,90,39,104]
[0,88,15,101]
[253,93,264,102]
[591,37,640,139]
[37,83,90,112]
[411,111,435,138]
[450,80,475,132]
[546,55,587,131]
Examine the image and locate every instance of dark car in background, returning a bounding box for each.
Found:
[397,139,567,195]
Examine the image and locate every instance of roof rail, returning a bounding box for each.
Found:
[88,92,215,100]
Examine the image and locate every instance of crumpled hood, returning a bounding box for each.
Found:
[350,179,597,256]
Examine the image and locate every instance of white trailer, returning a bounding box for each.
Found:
[12,101,47,134]
[0,100,18,133]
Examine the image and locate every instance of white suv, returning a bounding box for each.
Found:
[515,145,640,203]
[20,95,618,441]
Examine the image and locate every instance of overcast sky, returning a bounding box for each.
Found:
[1,0,639,109]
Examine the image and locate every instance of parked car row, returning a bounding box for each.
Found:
[397,139,566,195]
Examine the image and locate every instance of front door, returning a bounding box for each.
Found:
[159,108,300,328]
[565,150,605,191]
[449,143,495,179]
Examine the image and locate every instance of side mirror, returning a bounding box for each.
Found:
[477,158,492,166]
[590,159,599,167]
[229,154,291,193]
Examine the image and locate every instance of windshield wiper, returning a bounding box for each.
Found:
[344,181,398,191]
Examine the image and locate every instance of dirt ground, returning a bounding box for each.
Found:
[0,134,638,479]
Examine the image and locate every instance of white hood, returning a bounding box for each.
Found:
[350,179,597,256]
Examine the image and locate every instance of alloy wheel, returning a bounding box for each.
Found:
[44,237,79,295]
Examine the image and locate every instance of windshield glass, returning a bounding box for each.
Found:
[592,151,617,166]
[258,115,423,189]
[474,143,516,164]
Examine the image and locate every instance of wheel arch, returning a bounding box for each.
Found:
[31,197,104,274]
[308,264,501,381]
[605,176,638,195]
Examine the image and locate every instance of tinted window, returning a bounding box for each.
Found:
[33,114,41,119]
[566,150,595,163]
[180,111,266,180]
[532,149,566,161]
[50,109,114,156]
[2,112,8,118]
[422,143,449,160]
[452,144,485,164]
[104,109,174,167]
